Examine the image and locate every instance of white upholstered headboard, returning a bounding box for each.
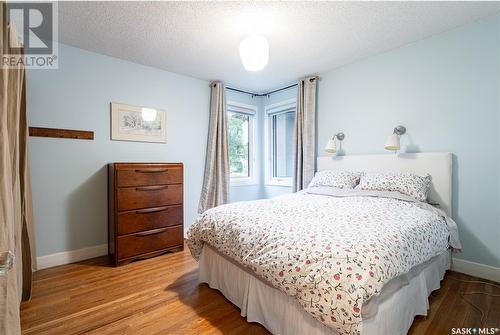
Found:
[316,152,453,216]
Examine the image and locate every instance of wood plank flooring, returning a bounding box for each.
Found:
[21,247,499,334]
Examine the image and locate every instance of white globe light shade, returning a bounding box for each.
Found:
[325,139,337,154]
[385,134,400,151]
[239,35,269,71]
[141,108,157,122]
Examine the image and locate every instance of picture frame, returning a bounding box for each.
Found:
[110,102,166,143]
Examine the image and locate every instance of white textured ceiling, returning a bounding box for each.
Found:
[58,1,500,92]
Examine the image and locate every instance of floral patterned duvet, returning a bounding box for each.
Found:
[186,188,456,335]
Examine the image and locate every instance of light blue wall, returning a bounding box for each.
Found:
[27,43,210,257]
[317,15,500,267]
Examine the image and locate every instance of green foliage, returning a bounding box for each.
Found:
[228,113,249,175]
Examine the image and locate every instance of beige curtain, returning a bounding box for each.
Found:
[198,82,229,213]
[1,3,36,334]
[292,76,318,192]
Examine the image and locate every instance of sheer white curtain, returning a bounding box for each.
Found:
[292,76,318,192]
[198,82,230,213]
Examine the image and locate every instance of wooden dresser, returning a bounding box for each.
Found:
[108,163,184,266]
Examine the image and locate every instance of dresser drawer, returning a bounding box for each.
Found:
[117,205,183,235]
[117,225,183,259]
[117,184,182,211]
[116,165,182,187]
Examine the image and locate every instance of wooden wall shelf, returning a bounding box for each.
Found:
[29,127,94,140]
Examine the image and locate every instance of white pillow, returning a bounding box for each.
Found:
[308,170,362,189]
[356,172,431,202]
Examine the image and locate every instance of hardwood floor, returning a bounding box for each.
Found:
[21,247,499,335]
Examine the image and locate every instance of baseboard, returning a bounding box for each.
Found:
[36,244,108,270]
[35,245,500,282]
[451,257,500,282]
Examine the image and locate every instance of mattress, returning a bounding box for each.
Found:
[187,189,458,334]
[199,245,450,335]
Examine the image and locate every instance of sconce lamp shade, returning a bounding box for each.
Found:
[385,134,401,151]
[325,139,337,153]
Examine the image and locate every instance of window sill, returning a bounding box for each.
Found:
[231,183,259,187]
[231,178,258,187]
[265,179,292,187]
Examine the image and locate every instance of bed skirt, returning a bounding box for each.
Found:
[198,245,450,335]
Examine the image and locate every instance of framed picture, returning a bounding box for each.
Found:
[111,102,166,143]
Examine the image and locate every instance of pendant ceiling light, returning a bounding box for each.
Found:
[239,35,269,71]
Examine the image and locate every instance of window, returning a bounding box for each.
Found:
[227,102,256,185]
[265,99,296,186]
[271,111,295,178]
[228,112,251,178]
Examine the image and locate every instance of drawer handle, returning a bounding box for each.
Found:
[135,228,168,237]
[136,206,169,214]
[135,169,168,173]
[135,185,168,191]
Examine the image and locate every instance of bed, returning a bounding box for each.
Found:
[187,153,460,335]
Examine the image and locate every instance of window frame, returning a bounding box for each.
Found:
[264,98,297,187]
[227,101,258,186]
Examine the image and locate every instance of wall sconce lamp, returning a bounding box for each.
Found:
[325,132,345,154]
[385,126,406,151]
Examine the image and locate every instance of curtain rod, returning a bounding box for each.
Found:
[226,87,259,96]
[226,76,318,97]
[226,84,297,97]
